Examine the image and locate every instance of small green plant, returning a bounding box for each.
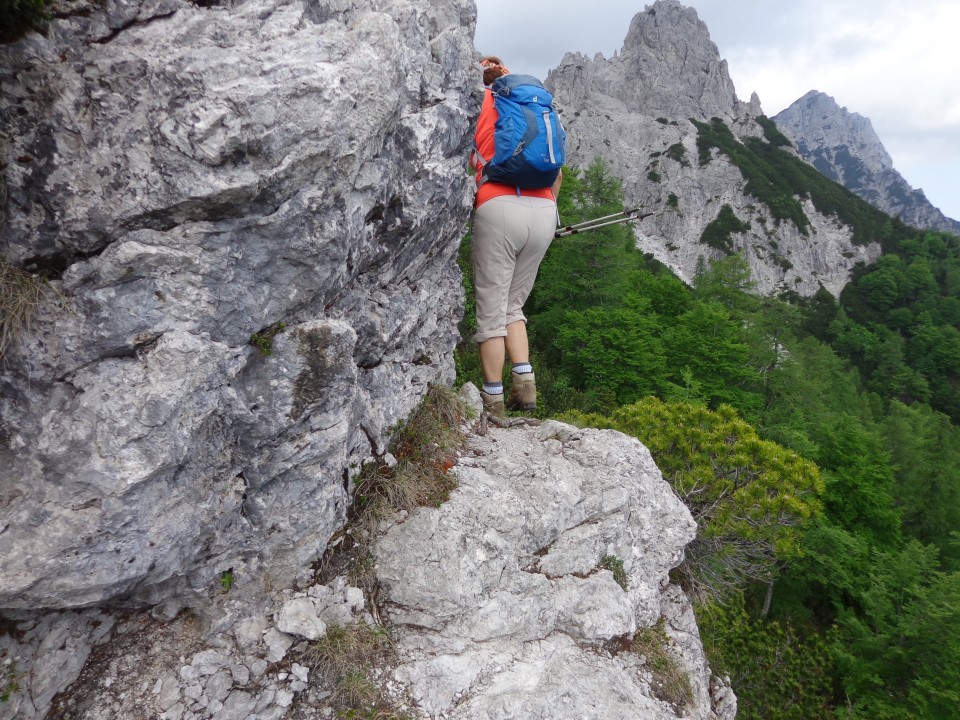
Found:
[647,169,661,183]
[249,321,286,356]
[667,193,679,210]
[220,569,234,591]
[632,621,693,710]
[1,660,19,703]
[665,142,689,166]
[599,554,628,590]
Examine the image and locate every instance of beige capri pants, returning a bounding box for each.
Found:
[472,194,557,344]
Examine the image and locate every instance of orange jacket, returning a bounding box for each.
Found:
[471,88,555,209]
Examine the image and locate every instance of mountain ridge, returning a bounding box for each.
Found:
[773,90,960,236]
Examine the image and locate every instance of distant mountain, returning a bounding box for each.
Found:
[774,91,960,235]
[547,0,883,297]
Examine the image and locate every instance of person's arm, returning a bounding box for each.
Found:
[551,169,563,200]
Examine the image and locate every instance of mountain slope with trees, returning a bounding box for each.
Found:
[458,158,960,719]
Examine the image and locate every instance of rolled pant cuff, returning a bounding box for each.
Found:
[472,328,508,344]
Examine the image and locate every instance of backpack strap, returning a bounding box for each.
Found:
[472,144,489,188]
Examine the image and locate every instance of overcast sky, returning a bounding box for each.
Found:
[474,0,960,223]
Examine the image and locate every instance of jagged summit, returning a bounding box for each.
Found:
[548,0,760,122]
[774,91,960,234]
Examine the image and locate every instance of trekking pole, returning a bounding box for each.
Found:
[555,209,653,238]
[557,208,641,234]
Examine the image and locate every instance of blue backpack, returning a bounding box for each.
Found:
[478,74,566,190]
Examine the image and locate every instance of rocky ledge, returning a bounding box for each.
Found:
[1,394,735,720]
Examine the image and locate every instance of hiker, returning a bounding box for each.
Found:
[469,56,564,418]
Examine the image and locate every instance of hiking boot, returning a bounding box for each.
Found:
[480,390,505,418]
[507,371,537,411]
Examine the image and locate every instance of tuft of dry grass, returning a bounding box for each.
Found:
[349,385,469,557]
[631,621,694,710]
[0,257,53,358]
[301,624,408,717]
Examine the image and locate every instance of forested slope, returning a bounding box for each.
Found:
[458,160,960,720]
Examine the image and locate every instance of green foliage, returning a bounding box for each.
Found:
[659,302,761,412]
[249,321,286,356]
[550,303,667,410]
[692,117,911,247]
[1,660,19,703]
[698,592,836,720]
[832,541,960,719]
[566,398,822,599]
[816,416,901,548]
[700,204,751,253]
[834,233,960,422]
[664,142,689,166]
[219,569,234,591]
[693,252,757,310]
[755,115,792,147]
[0,0,49,43]
[881,401,960,566]
[599,554,628,590]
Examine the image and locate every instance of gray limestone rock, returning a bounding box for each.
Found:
[0,0,478,610]
[547,0,882,297]
[774,90,960,235]
[375,420,734,719]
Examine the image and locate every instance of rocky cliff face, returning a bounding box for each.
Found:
[547,0,882,297]
[774,91,960,235]
[0,0,478,611]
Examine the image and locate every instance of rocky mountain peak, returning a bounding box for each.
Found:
[548,0,758,123]
[548,2,877,297]
[776,91,894,174]
[775,91,960,234]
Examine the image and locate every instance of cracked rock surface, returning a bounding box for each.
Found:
[0,0,477,610]
[1,409,735,720]
[376,416,735,720]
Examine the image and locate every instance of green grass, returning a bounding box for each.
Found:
[631,622,693,710]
